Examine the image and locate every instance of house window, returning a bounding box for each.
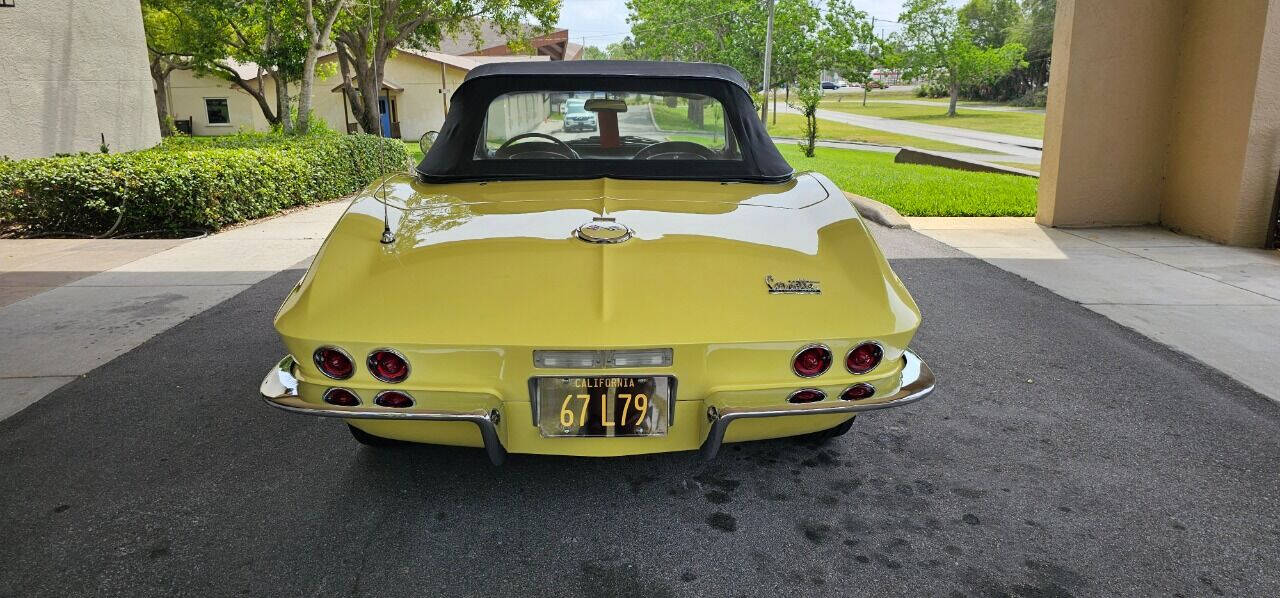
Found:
[204,98,230,125]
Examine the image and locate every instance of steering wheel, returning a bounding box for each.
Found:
[495,132,580,159]
[633,141,719,160]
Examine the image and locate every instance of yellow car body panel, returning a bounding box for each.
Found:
[269,172,924,457]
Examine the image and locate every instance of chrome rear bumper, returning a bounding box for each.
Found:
[260,349,935,466]
[697,349,935,460]
[259,356,507,465]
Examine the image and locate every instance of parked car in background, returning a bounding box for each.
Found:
[259,61,934,465]
[864,80,888,90]
[562,98,598,132]
[821,81,839,90]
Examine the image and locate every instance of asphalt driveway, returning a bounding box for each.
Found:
[1,228,1278,597]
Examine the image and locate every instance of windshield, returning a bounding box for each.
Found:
[479,91,740,161]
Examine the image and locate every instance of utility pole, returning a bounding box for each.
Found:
[761,0,775,123]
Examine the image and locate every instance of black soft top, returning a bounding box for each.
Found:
[463,60,751,91]
[416,61,793,184]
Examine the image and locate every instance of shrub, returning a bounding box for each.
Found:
[0,132,406,236]
[1010,87,1048,108]
[916,81,950,98]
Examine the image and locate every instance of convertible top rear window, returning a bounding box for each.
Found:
[481,91,741,163]
[416,61,793,184]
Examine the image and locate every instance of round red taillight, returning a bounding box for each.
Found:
[846,342,883,374]
[840,383,876,401]
[313,347,354,380]
[323,388,360,407]
[367,349,409,383]
[792,345,833,378]
[788,388,826,404]
[374,390,414,408]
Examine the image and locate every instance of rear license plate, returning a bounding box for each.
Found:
[534,376,672,438]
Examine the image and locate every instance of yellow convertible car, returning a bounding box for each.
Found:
[259,61,934,464]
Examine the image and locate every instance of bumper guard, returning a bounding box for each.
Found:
[259,356,507,465]
[697,349,935,460]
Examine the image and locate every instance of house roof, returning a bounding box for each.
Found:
[432,22,565,56]
[395,48,550,71]
[224,59,266,81]
[224,43,553,86]
[330,77,405,93]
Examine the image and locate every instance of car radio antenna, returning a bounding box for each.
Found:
[362,0,395,245]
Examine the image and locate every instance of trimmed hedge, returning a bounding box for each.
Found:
[0,132,407,236]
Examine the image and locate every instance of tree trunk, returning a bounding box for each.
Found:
[760,84,769,124]
[297,0,344,135]
[216,63,281,127]
[273,73,294,134]
[150,60,174,137]
[947,83,959,117]
[771,87,777,125]
[335,29,389,135]
[296,48,320,134]
[687,98,705,128]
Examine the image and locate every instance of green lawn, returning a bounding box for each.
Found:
[648,102,726,132]
[765,113,991,153]
[776,143,1038,216]
[406,140,424,162]
[821,89,919,101]
[817,100,1045,139]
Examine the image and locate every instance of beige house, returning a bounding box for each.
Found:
[165,50,550,141]
[0,0,159,159]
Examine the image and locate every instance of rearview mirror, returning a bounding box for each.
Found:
[585,99,628,113]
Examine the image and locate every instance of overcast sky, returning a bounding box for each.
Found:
[556,0,912,48]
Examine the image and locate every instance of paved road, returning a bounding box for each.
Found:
[2,226,1278,596]
[534,104,670,142]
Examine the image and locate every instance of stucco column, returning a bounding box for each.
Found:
[1037,0,1183,229]
[0,0,161,159]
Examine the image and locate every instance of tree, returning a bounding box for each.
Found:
[332,0,561,135]
[298,0,347,134]
[141,0,310,132]
[625,0,827,125]
[1009,0,1055,89]
[893,0,1025,116]
[792,80,822,157]
[141,0,195,135]
[957,0,1019,49]
[816,0,878,106]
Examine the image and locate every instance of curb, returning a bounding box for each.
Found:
[894,148,1039,178]
[845,192,911,229]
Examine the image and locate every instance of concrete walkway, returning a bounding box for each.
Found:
[778,103,1044,157]
[0,200,349,420]
[0,239,187,308]
[910,217,1280,402]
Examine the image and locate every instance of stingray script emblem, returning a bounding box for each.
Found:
[765,275,821,295]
